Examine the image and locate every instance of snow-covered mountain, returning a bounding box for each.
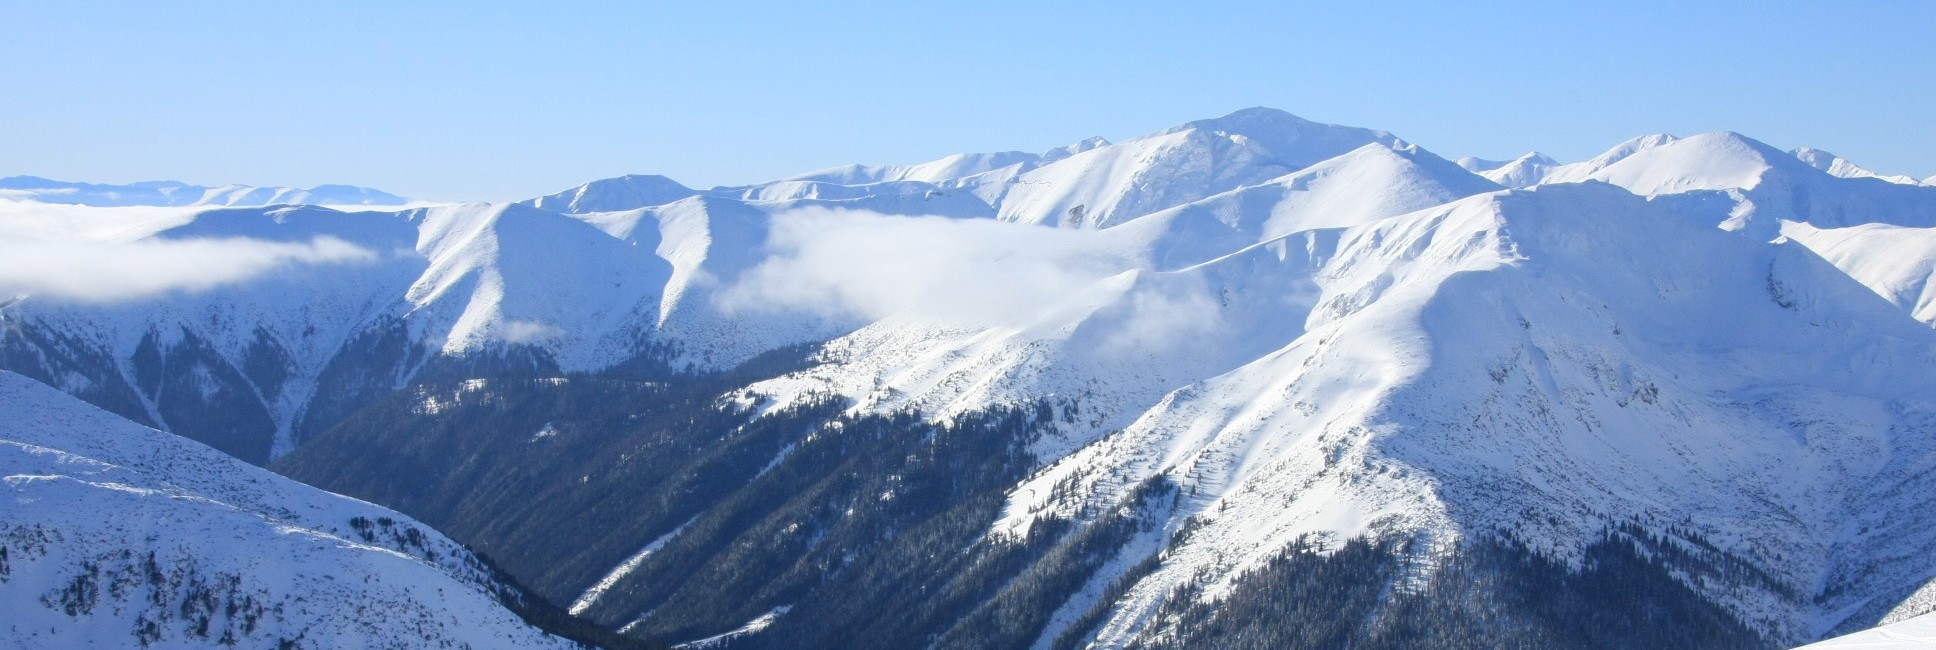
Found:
[0,176,408,207]
[0,371,576,648]
[5,107,1936,647]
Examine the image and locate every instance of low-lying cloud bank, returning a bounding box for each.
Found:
[0,236,378,302]
[718,208,1141,327]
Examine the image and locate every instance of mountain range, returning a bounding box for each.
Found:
[4,107,1935,648]
[0,176,408,207]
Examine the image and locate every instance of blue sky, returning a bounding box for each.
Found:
[2,1,1931,201]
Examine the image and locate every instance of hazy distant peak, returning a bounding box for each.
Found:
[0,175,407,207]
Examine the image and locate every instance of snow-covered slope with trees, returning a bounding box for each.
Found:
[5,107,1936,647]
[0,371,576,648]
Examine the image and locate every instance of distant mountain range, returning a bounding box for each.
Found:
[0,175,407,207]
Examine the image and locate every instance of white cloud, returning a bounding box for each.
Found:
[717,208,1140,327]
[0,236,379,302]
[1094,279,1225,357]
[497,319,563,344]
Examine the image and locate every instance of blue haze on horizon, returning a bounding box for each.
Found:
[1,0,1931,201]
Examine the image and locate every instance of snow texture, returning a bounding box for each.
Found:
[0,371,575,648]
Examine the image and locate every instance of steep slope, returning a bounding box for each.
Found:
[1781,221,1936,325]
[400,202,675,369]
[0,176,407,207]
[0,371,577,648]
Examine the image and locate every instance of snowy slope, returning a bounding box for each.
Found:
[1782,221,1936,325]
[1798,612,1936,649]
[0,371,575,648]
[0,176,407,207]
[401,202,677,368]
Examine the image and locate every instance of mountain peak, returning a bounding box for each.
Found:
[1517,151,1558,165]
[1161,107,1405,156]
[1170,106,1323,138]
[1042,136,1110,162]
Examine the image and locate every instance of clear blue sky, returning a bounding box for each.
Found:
[3,1,1931,201]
